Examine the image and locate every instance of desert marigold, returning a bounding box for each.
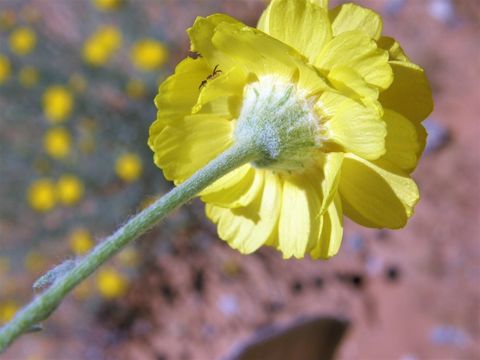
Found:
[42,85,74,123]
[56,174,84,206]
[43,127,71,159]
[96,267,127,299]
[115,153,143,182]
[69,227,94,255]
[82,25,122,66]
[9,27,36,56]
[91,0,123,11]
[0,302,19,324]
[0,55,11,84]
[27,178,56,213]
[148,0,433,259]
[130,38,168,71]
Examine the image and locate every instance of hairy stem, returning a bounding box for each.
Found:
[0,142,260,352]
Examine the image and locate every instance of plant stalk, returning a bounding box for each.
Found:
[0,141,260,352]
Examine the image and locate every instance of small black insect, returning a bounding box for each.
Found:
[188,51,202,59]
[199,64,222,90]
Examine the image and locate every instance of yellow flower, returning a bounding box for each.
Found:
[91,0,123,11]
[43,127,71,159]
[9,26,36,56]
[131,38,168,71]
[18,66,39,87]
[0,55,11,84]
[27,179,56,212]
[83,25,122,66]
[96,267,127,299]
[42,85,74,123]
[115,153,142,182]
[0,302,19,324]
[148,0,433,259]
[57,174,84,206]
[69,228,94,255]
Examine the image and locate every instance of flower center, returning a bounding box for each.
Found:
[234,76,322,173]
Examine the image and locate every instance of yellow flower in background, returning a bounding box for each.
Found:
[92,0,123,11]
[125,79,147,99]
[43,127,71,159]
[131,38,168,71]
[148,0,433,259]
[57,174,84,206]
[42,85,73,123]
[0,55,11,84]
[69,228,94,255]
[0,302,19,324]
[115,153,142,182]
[9,26,36,56]
[83,25,122,66]
[96,267,127,299]
[18,66,39,87]
[27,178,56,212]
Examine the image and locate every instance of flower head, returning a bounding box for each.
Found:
[9,26,36,56]
[91,0,123,11]
[131,38,168,71]
[42,86,74,123]
[82,25,122,66]
[0,55,11,85]
[43,127,71,159]
[27,178,56,212]
[96,267,127,299]
[69,228,94,255]
[0,302,19,324]
[57,174,84,206]
[115,153,143,182]
[149,0,432,259]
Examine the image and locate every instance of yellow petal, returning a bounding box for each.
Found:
[278,172,322,258]
[310,193,343,259]
[193,65,247,115]
[187,14,241,69]
[210,21,299,79]
[329,3,382,40]
[206,171,281,254]
[201,165,264,209]
[151,114,233,183]
[377,36,409,62]
[318,91,386,160]
[149,57,211,147]
[314,151,344,213]
[327,65,379,100]
[339,154,419,229]
[380,109,424,172]
[310,0,329,8]
[315,31,392,90]
[263,0,332,62]
[200,164,250,196]
[379,61,433,123]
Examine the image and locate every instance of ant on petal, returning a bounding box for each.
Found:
[199,65,222,90]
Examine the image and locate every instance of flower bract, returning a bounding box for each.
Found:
[149,0,433,259]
